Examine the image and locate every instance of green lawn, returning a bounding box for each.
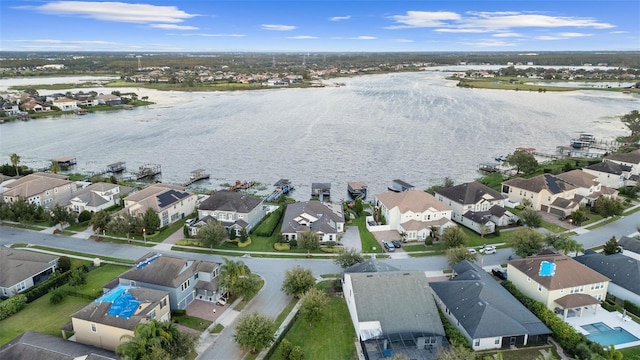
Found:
[0,264,128,346]
[351,216,384,254]
[172,315,212,332]
[269,283,356,360]
[620,346,640,359]
[29,245,135,265]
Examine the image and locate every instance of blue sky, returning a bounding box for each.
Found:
[1,0,638,52]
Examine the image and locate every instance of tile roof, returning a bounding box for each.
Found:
[376,190,451,213]
[124,184,192,212]
[347,271,445,337]
[0,247,58,288]
[0,331,119,360]
[436,181,503,205]
[508,253,609,290]
[198,190,262,213]
[574,251,640,296]
[2,172,72,198]
[431,261,550,339]
[554,170,598,189]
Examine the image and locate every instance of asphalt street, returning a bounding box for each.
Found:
[1,211,638,359]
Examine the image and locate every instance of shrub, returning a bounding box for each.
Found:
[438,308,471,348]
[78,210,92,223]
[0,294,27,320]
[274,242,291,251]
[253,206,284,237]
[425,238,433,246]
[172,309,187,317]
[49,288,66,304]
[57,256,72,273]
[23,269,73,303]
[289,239,298,248]
[325,241,336,248]
[176,239,204,247]
[493,227,500,236]
[237,237,252,248]
[624,300,640,317]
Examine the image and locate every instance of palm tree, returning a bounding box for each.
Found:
[50,160,61,174]
[116,320,171,359]
[10,153,20,176]
[562,238,585,256]
[219,257,250,298]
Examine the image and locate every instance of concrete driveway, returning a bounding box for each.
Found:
[340,226,362,251]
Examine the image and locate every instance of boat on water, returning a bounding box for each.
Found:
[494,155,507,162]
[75,109,88,115]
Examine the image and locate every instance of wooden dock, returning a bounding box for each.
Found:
[228,180,255,192]
[184,169,210,186]
[265,179,294,202]
[107,161,126,173]
[136,164,161,180]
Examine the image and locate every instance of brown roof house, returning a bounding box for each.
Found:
[71,285,170,351]
[121,183,198,227]
[1,172,77,208]
[507,252,609,320]
[280,200,344,243]
[374,190,454,241]
[0,247,58,297]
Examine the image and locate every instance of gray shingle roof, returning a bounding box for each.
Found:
[118,253,219,288]
[585,161,632,175]
[618,236,640,254]
[347,271,445,337]
[605,149,640,164]
[574,252,640,296]
[344,258,399,273]
[0,247,58,288]
[198,190,262,213]
[430,261,550,339]
[281,201,343,234]
[0,330,119,359]
[436,181,503,205]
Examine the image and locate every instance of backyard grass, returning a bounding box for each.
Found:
[67,264,129,296]
[268,284,356,360]
[27,245,135,265]
[480,346,559,360]
[620,346,640,359]
[172,314,212,332]
[351,216,384,254]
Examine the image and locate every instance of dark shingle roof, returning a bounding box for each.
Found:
[618,236,640,254]
[281,201,343,234]
[118,253,219,288]
[462,210,493,225]
[585,161,632,175]
[198,190,262,213]
[344,258,399,273]
[436,181,503,205]
[430,261,550,339]
[0,331,119,359]
[574,252,640,296]
[605,149,640,164]
[348,271,445,337]
[0,248,58,288]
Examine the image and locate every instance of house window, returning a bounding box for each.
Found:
[160,298,167,309]
[474,339,480,347]
[91,323,97,332]
[149,309,156,319]
[17,281,26,292]
[594,294,603,300]
[130,280,136,286]
[495,338,500,345]
[181,279,191,292]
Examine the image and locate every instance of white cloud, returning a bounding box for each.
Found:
[31,1,198,24]
[537,36,563,41]
[177,33,245,37]
[609,30,629,34]
[261,24,296,31]
[387,11,461,28]
[287,35,318,39]
[329,15,351,21]
[394,39,414,43]
[493,32,523,38]
[331,36,376,40]
[461,40,516,47]
[434,28,488,33]
[150,24,198,30]
[537,32,592,40]
[557,32,591,38]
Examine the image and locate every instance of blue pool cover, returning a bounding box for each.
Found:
[95,285,140,319]
[539,261,556,277]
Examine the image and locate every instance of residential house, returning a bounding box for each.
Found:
[1,101,22,116]
[507,252,610,319]
[583,161,637,189]
[603,149,640,176]
[374,190,454,240]
[435,181,518,234]
[52,97,78,111]
[1,172,77,207]
[96,94,122,106]
[501,170,616,218]
[0,247,58,297]
[430,261,550,350]
[0,331,120,360]
[618,236,640,261]
[111,253,221,310]
[122,183,197,227]
[194,190,264,236]
[575,250,640,304]
[20,99,50,112]
[71,285,170,351]
[280,200,344,242]
[61,182,134,213]
[343,270,447,359]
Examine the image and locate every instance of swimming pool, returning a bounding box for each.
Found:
[582,322,640,346]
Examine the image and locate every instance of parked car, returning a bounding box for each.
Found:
[492,268,508,280]
[383,241,395,252]
[479,245,496,254]
[468,248,477,254]
[392,240,402,248]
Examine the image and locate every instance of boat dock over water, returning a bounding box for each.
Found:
[265,179,294,202]
[136,164,161,180]
[184,169,210,186]
[347,181,367,200]
[228,180,255,192]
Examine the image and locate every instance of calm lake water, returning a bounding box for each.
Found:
[1,71,638,201]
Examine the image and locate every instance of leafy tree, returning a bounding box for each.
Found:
[299,287,329,327]
[353,198,364,216]
[593,197,624,218]
[621,110,640,137]
[560,238,584,256]
[219,258,251,298]
[506,150,539,174]
[446,246,477,267]
[239,228,249,243]
[233,275,262,299]
[51,204,77,230]
[425,177,454,195]
[57,256,72,273]
[570,209,585,225]
[68,267,87,287]
[521,209,543,228]
[142,208,161,235]
[298,229,320,255]
[197,219,227,248]
[50,160,61,174]
[508,228,545,258]
[49,288,66,304]
[333,248,365,268]
[281,266,315,298]
[234,312,276,353]
[603,236,620,255]
[441,226,468,248]
[91,210,111,233]
[479,224,490,238]
[10,153,20,176]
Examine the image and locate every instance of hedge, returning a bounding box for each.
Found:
[274,242,291,251]
[0,294,27,320]
[437,308,472,348]
[253,206,284,237]
[23,270,74,303]
[624,300,640,318]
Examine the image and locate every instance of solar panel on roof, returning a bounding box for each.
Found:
[544,174,563,194]
[539,261,556,277]
[157,190,189,208]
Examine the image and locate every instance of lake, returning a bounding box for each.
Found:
[1,71,638,201]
